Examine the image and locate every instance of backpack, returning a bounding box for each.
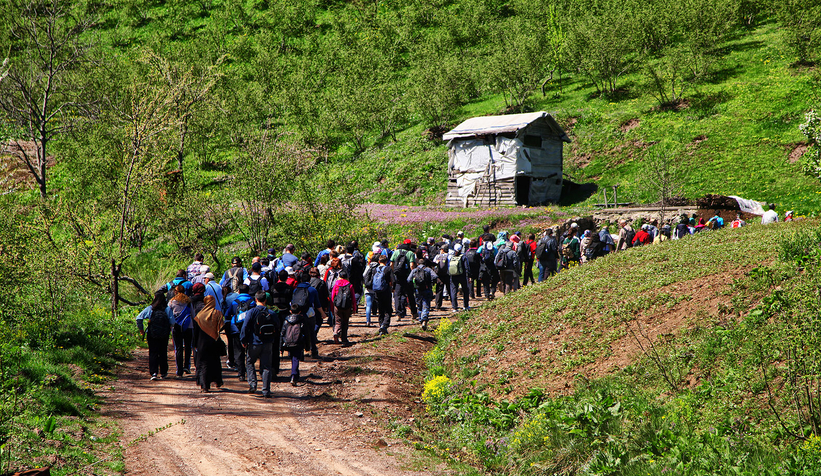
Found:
[395,250,411,276]
[535,238,548,261]
[247,276,264,296]
[622,228,635,248]
[281,313,304,349]
[412,267,432,291]
[270,281,293,311]
[480,246,495,267]
[341,255,354,278]
[518,242,532,262]
[731,219,742,228]
[227,267,244,293]
[584,245,597,262]
[494,247,511,270]
[292,286,311,314]
[464,249,480,278]
[147,309,171,339]
[364,264,377,289]
[254,308,277,338]
[333,283,353,310]
[350,251,366,280]
[325,268,340,289]
[373,266,388,292]
[234,298,254,326]
[561,240,577,259]
[174,305,192,329]
[448,256,464,276]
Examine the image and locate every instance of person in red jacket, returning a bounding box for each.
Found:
[522,233,537,286]
[632,225,653,247]
[331,270,358,345]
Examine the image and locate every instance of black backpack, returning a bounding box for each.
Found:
[395,251,410,277]
[480,246,496,267]
[494,247,511,270]
[411,267,432,291]
[518,242,532,262]
[535,238,548,261]
[254,308,277,338]
[464,249,480,278]
[270,281,293,311]
[165,279,189,302]
[292,286,311,314]
[234,297,255,326]
[623,228,635,248]
[247,276,264,296]
[147,309,171,339]
[281,313,304,349]
[333,283,353,310]
[349,251,366,280]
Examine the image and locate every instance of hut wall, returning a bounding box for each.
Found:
[446,176,517,207]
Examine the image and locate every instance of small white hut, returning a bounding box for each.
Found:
[443,111,570,207]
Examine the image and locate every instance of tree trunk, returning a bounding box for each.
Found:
[111,259,119,319]
[38,135,48,199]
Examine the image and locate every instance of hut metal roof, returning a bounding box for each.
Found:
[442,111,571,142]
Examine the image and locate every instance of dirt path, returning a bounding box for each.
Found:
[103,296,486,475]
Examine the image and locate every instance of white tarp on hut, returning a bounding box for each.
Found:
[729,196,766,216]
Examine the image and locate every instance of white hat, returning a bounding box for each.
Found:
[570,222,579,228]
[285,266,295,275]
[457,231,464,236]
[454,244,463,252]
[203,272,215,280]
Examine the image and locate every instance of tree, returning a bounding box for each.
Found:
[640,144,685,221]
[775,0,821,64]
[0,0,95,198]
[800,109,821,179]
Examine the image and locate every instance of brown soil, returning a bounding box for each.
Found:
[689,135,708,146]
[452,267,753,400]
[0,140,54,193]
[788,143,809,163]
[619,118,640,133]
[103,301,481,475]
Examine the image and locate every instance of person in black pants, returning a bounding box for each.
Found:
[136,291,174,380]
[374,256,395,335]
[433,247,450,309]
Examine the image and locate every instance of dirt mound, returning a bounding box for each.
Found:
[620,118,640,133]
[557,216,597,236]
[789,143,809,163]
[695,194,757,223]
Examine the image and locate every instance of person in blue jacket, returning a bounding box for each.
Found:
[240,291,278,398]
[226,284,254,381]
[136,290,175,380]
[165,269,193,296]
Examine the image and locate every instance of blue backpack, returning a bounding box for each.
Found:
[373,266,388,292]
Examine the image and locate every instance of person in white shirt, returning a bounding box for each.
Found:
[761,203,778,225]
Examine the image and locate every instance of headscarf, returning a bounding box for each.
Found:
[171,285,190,304]
[495,231,508,248]
[192,282,205,296]
[194,295,223,341]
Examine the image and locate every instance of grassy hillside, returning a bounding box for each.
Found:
[419,220,821,475]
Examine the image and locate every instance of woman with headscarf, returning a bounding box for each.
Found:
[494,231,509,249]
[190,283,206,364]
[135,290,174,380]
[193,295,224,392]
[168,285,195,377]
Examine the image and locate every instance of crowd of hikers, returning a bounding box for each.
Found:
[134,206,790,395]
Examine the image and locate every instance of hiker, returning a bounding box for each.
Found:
[456,230,470,249]
[521,234,536,286]
[314,239,336,267]
[168,285,194,377]
[536,229,559,281]
[694,217,708,232]
[646,220,659,240]
[366,241,382,264]
[307,267,328,356]
[598,226,616,253]
[495,240,520,294]
[190,283,207,317]
[579,230,594,264]
[655,225,671,243]
[675,216,691,239]
[391,239,418,322]
[409,258,438,330]
[479,225,495,246]
[464,239,482,298]
[226,284,255,381]
[433,246,451,309]
[136,290,174,380]
[785,210,794,222]
[201,272,223,312]
[191,265,211,285]
[633,225,653,246]
[281,304,310,386]
[166,270,193,297]
[762,203,778,224]
[617,220,635,251]
[583,233,607,262]
[270,269,294,367]
[331,270,357,345]
[707,213,725,230]
[560,228,581,269]
[509,234,524,288]
[373,255,395,335]
[478,241,499,298]
[278,244,299,271]
[731,213,747,228]
[220,257,248,294]
[292,270,325,360]
[342,241,366,305]
[240,291,278,398]
[222,284,239,370]
[689,213,698,226]
[363,255,380,326]
[192,295,224,392]
[186,253,205,281]
[447,244,470,312]
[245,262,269,295]
[286,266,299,288]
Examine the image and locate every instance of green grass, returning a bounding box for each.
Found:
[413,220,821,475]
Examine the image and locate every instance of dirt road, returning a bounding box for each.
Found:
[103,300,478,476]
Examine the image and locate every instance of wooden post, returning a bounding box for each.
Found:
[111,259,119,320]
[603,188,609,208]
[612,185,619,208]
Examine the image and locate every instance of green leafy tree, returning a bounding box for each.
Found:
[776,0,821,64]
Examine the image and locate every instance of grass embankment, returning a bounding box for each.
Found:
[418,220,821,475]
